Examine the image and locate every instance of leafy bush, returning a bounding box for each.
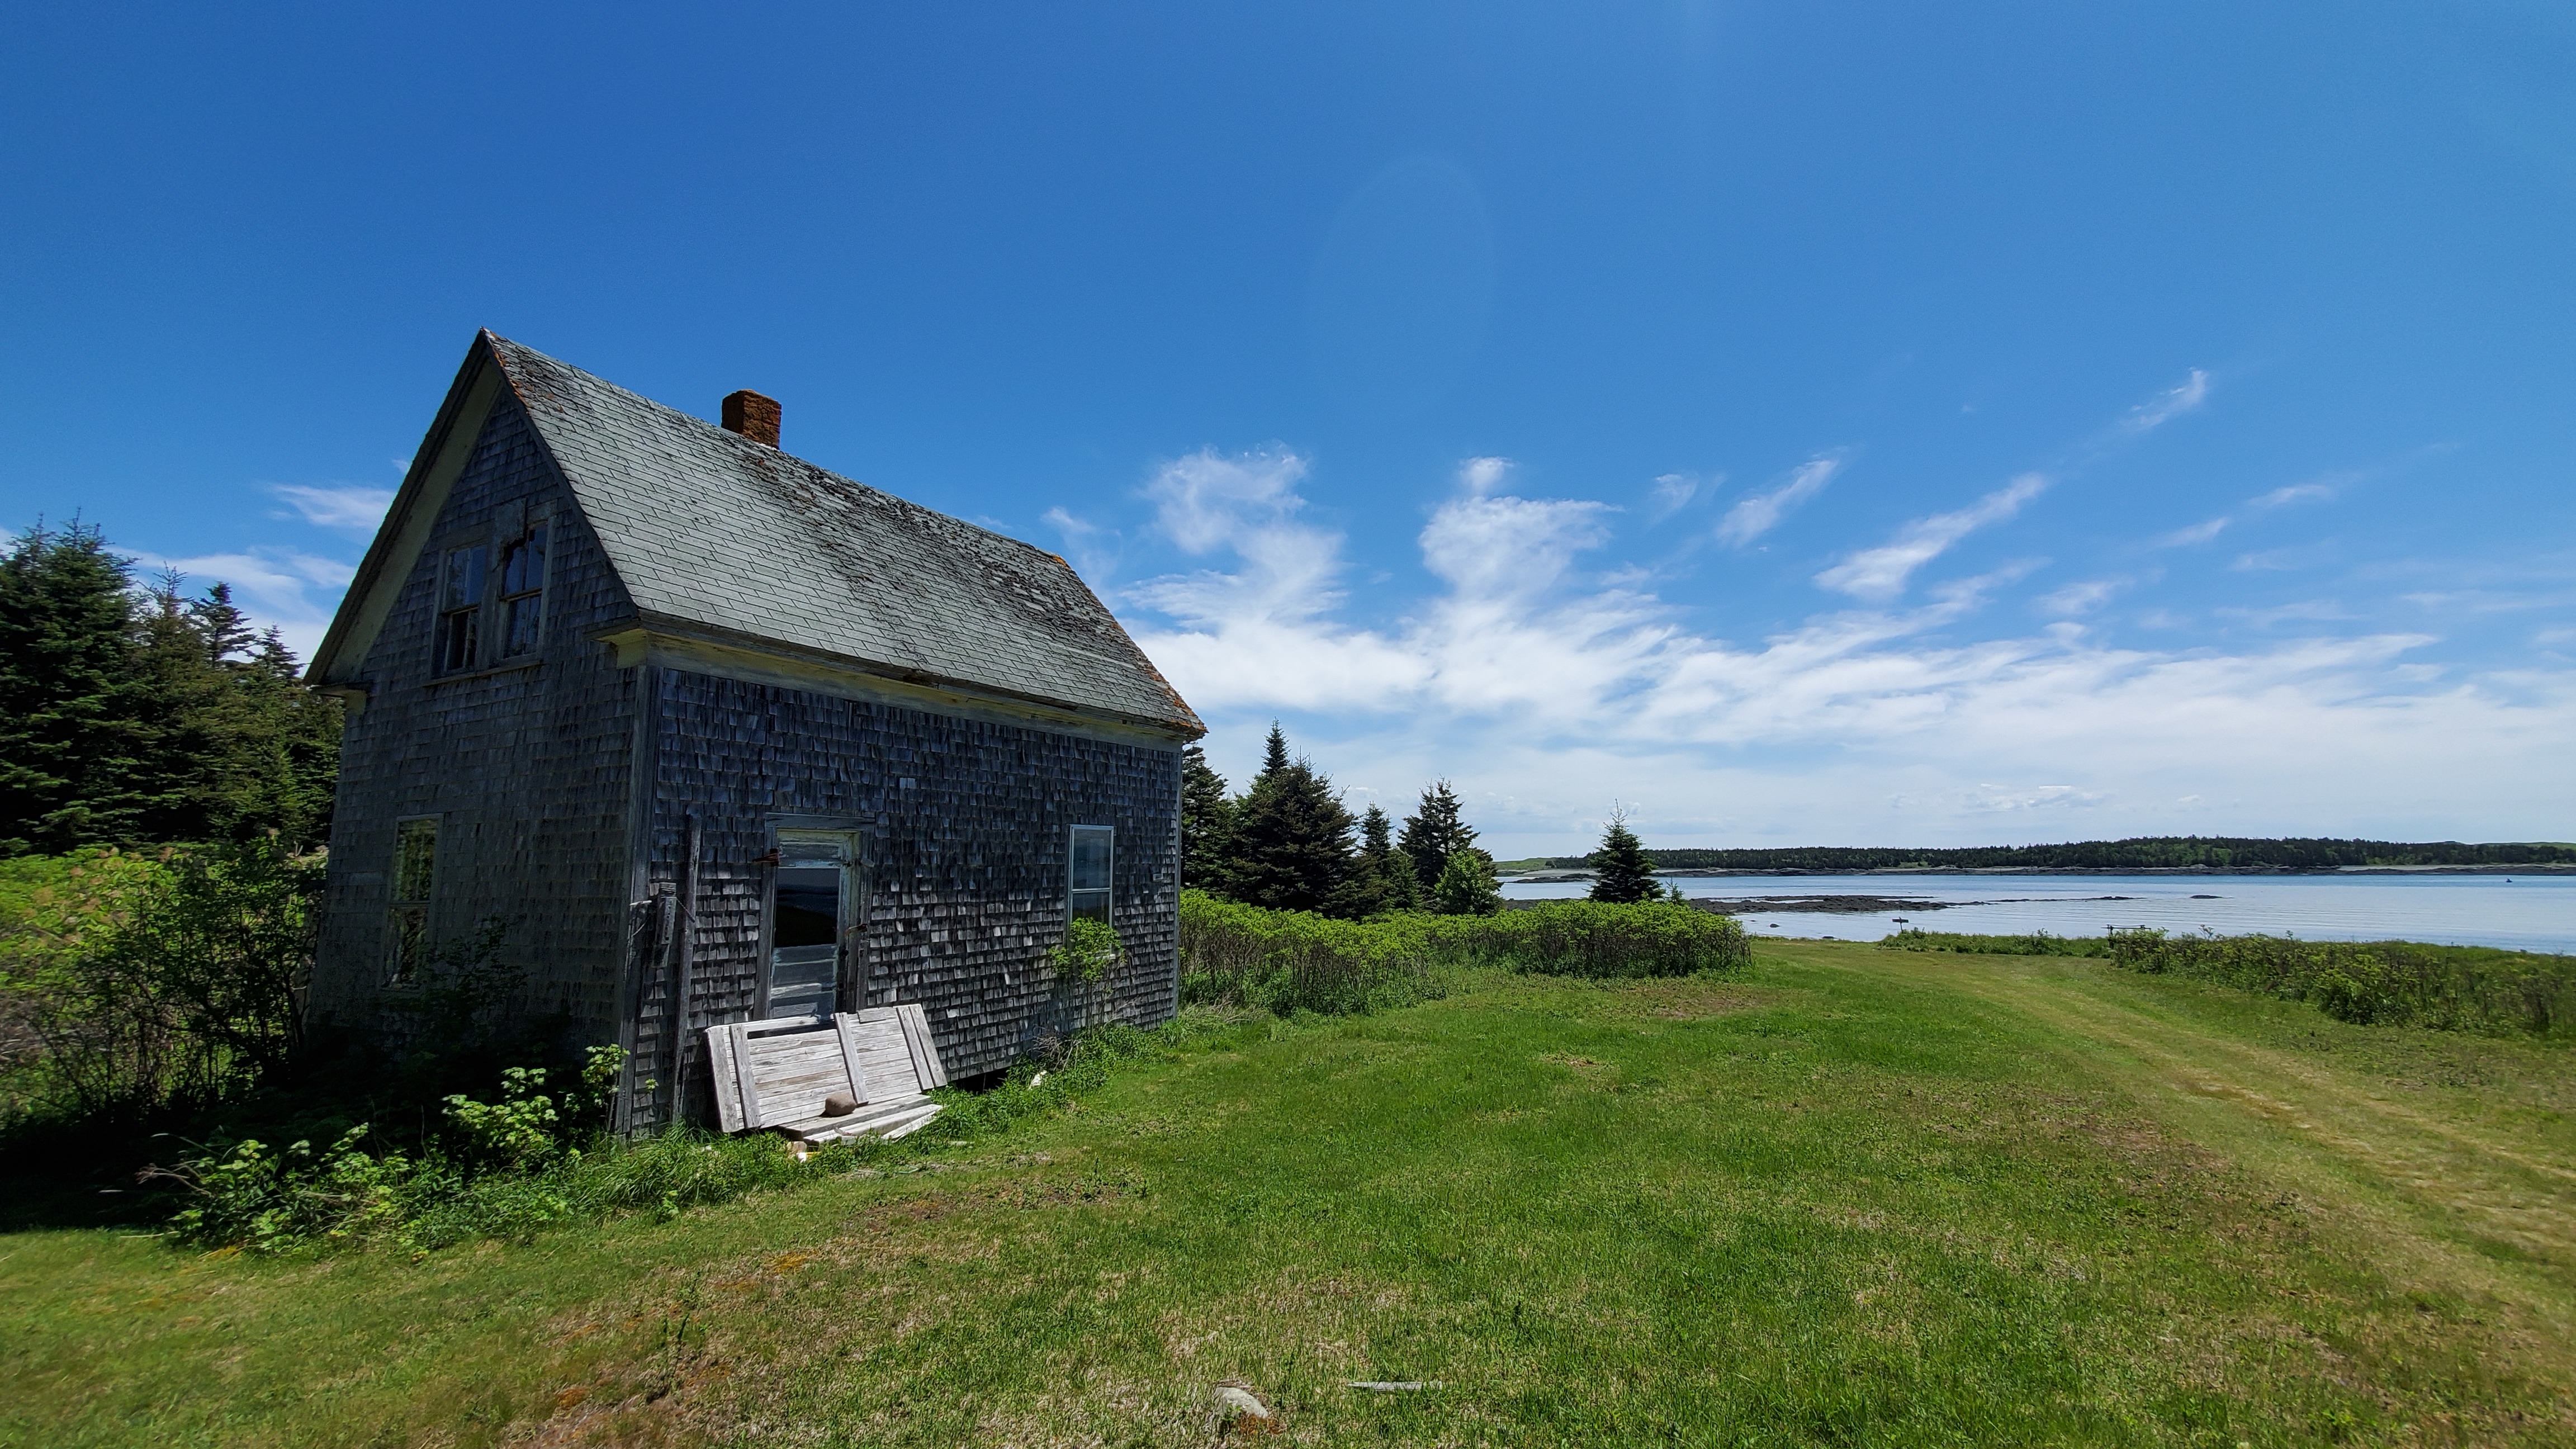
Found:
[1179,892,1749,1014]
[1430,849,1504,916]
[1880,929,2115,958]
[1051,916,1123,983]
[2106,929,2575,1038]
[1883,925,2574,1039]
[1443,898,1753,978]
[2,839,318,1122]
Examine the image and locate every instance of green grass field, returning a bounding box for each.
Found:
[5,941,2572,1446]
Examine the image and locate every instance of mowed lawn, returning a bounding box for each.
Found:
[6,943,2573,1447]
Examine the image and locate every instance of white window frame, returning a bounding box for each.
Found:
[1068,824,1114,925]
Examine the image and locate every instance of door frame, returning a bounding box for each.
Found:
[756,814,869,1019]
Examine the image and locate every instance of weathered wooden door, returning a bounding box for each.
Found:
[766,832,855,1020]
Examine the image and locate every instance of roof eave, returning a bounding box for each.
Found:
[604,613,1206,742]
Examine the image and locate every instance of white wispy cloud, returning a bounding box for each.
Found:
[1042,506,1119,576]
[1813,472,2049,601]
[2153,475,2342,550]
[2250,481,2338,510]
[2156,517,2229,547]
[2036,577,2128,617]
[1716,455,1840,547]
[2215,599,2353,627]
[2232,543,2334,572]
[269,482,396,532]
[1120,448,2576,850]
[1648,471,1707,519]
[138,547,356,661]
[2120,368,2211,433]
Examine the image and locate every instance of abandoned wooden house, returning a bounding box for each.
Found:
[304,330,1203,1132]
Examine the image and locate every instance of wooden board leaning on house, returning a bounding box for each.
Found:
[703,1005,948,1143]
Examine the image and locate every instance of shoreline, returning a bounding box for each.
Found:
[1502,863,2576,883]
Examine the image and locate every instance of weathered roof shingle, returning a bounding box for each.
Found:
[481,334,1199,736]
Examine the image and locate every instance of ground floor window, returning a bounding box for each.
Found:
[1069,824,1113,924]
[387,817,438,983]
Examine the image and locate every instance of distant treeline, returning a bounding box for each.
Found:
[1534,837,2576,873]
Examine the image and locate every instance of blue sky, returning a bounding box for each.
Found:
[6,4,2573,854]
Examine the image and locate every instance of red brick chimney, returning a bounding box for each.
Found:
[722,389,781,447]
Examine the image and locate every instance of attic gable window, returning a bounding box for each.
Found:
[496,522,548,658]
[434,544,486,673]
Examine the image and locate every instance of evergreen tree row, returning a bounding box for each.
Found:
[0,520,342,857]
[1181,725,1504,918]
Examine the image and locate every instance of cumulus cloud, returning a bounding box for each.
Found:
[1716,455,1840,547]
[1813,473,2049,601]
[270,482,395,532]
[1119,447,2576,850]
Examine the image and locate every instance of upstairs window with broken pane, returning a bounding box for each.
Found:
[496,522,548,658]
[434,544,486,673]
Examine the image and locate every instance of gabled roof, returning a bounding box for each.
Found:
[311,332,1202,738]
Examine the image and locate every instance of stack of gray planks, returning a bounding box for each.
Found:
[704,1004,950,1143]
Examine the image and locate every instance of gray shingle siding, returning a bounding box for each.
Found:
[309,394,640,1041]
[630,670,1182,1129]
[309,334,1198,1131]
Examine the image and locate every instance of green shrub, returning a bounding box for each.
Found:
[2106,929,2575,1038]
[1050,916,1123,983]
[1179,891,1749,1014]
[2,840,318,1123]
[142,1015,1249,1257]
[1879,929,2114,958]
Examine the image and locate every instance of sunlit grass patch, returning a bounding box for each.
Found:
[6,949,2573,1446]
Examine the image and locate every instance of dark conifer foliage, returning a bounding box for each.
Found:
[1178,743,1235,892]
[0,522,342,856]
[1398,779,1477,890]
[1341,802,1419,916]
[0,522,150,853]
[1587,806,1658,904]
[1223,725,1356,915]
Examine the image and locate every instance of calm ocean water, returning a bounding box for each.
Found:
[1498,873,2576,953]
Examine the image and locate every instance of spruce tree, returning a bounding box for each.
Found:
[1178,742,1235,893]
[1339,802,1419,916]
[1429,847,1503,916]
[1398,779,1476,889]
[1587,806,1658,903]
[0,524,343,856]
[1225,726,1355,914]
[0,522,146,854]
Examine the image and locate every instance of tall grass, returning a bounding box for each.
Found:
[1178,891,1749,1014]
[1883,927,2575,1039]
